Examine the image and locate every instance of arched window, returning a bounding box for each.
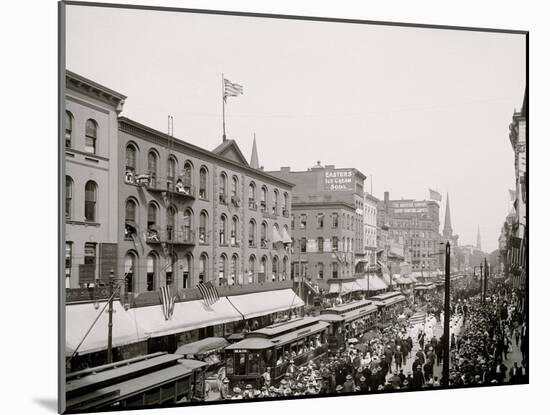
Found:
[147,151,158,187]
[166,253,177,287]
[219,254,227,285]
[259,256,267,282]
[167,206,176,241]
[248,255,256,283]
[125,199,138,239]
[260,221,268,248]
[232,176,238,197]
[183,208,193,242]
[283,192,289,216]
[317,262,324,279]
[167,156,177,190]
[125,144,137,183]
[231,216,239,246]
[272,189,279,215]
[84,181,97,222]
[124,251,138,293]
[85,119,98,154]
[199,253,208,284]
[219,214,227,245]
[272,255,279,281]
[230,254,238,285]
[248,220,256,247]
[199,210,208,244]
[183,254,192,289]
[219,172,227,204]
[182,161,193,193]
[260,186,267,212]
[65,176,73,219]
[283,256,288,280]
[146,253,158,291]
[248,182,256,210]
[65,111,73,148]
[146,203,159,241]
[199,166,208,199]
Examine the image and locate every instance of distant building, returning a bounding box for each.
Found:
[363,193,379,267]
[268,162,366,292]
[377,191,442,276]
[64,71,126,288]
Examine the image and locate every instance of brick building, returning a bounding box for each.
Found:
[64,71,126,288]
[377,192,442,276]
[268,162,366,292]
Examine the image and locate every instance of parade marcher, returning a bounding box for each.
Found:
[343,374,356,393]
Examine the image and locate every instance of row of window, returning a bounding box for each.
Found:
[124,198,289,247]
[125,143,290,215]
[291,212,361,231]
[65,177,97,222]
[291,262,350,279]
[121,250,290,292]
[293,236,355,253]
[65,111,98,154]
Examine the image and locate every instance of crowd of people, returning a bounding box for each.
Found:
[220,279,527,400]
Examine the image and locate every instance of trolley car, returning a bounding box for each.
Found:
[319,299,379,351]
[65,352,207,411]
[369,291,407,324]
[224,316,329,387]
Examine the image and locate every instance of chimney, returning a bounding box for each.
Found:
[384,191,389,206]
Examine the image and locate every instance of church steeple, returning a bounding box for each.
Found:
[476,225,482,251]
[250,133,259,169]
[443,193,453,238]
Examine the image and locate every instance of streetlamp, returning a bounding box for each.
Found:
[442,241,451,387]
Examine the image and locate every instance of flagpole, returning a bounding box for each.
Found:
[222,73,226,142]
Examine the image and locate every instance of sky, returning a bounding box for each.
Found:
[65,5,526,252]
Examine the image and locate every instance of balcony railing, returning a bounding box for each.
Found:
[248,199,257,211]
[146,229,196,245]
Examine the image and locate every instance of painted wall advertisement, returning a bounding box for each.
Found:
[324,170,353,191]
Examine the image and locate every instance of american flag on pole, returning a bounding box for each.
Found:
[159,285,176,320]
[223,78,243,102]
[197,281,220,307]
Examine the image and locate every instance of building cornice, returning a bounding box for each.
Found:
[66,70,126,113]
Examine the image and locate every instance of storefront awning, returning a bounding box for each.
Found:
[272,226,283,244]
[133,297,243,338]
[65,302,148,356]
[227,289,304,319]
[355,274,388,292]
[328,281,362,294]
[281,226,292,244]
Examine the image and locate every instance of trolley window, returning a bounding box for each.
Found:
[234,352,247,376]
[248,352,261,374]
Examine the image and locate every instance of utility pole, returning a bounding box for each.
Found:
[442,241,451,387]
[107,269,114,364]
[484,258,489,304]
[479,261,484,303]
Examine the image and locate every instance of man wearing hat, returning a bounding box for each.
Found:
[343,374,356,393]
[243,384,254,399]
[335,384,344,394]
[231,387,243,400]
[220,378,230,400]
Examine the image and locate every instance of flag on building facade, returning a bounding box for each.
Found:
[197,281,220,307]
[223,78,243,102]
[509,189,516,201]
[428,189,442,201]
[159,285,176,320]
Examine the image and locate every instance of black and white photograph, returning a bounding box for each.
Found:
[59,1,527,413]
